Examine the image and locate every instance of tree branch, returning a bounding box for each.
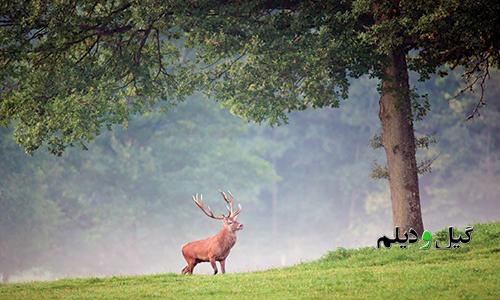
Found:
[154,29,164,79]
[133,25,153,64]
[451,52,492,120]
[75,36,100,64]
[210,50,247,82]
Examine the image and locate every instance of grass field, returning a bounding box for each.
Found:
[1,222,499,299]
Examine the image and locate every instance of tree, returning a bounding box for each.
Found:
[413,71,500,228]
[177,0,498,234]
[0,128,61,282]
[0,96,277,279]
[1,1,498,232]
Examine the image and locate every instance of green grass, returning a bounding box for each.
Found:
[1,222,499,299]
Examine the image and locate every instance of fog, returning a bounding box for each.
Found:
[1,76,499,282]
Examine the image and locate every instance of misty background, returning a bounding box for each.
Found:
[1,71,499,281]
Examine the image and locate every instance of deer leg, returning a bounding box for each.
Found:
[220,259,226,274]
[182,259,196,275]
[210,258,218,275]
[189,260,199,274]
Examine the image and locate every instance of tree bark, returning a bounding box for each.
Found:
[378,48,424,234]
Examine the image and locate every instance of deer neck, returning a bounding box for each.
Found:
[217,227,237,243]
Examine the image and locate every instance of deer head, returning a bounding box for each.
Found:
[192,191,243,232]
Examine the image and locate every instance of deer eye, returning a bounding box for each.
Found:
[227,221,233,224]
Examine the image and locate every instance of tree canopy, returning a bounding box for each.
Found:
[1,1,498,154]
[1,71,498,281]
[1,1,500,278]
[0,94,278,279]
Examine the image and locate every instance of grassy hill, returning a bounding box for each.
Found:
[1,222,499,299]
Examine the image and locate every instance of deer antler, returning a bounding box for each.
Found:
[193,194,225,220]
[219,190,242,218]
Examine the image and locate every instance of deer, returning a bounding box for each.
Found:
[181,191,243,275]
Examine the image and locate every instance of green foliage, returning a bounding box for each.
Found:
[1,67,498,280]
[369,133,437,180]
[370,134,383,149]
[410,87,431,121]
[0,127,61,279]
[0,95,278,278]
[1,1,498,154]
[0,222,498,299]
[0,0,191,154]
[415,135,437,149]
[370,161,389,179]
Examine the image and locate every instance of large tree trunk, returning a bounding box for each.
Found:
[378,48,424,234]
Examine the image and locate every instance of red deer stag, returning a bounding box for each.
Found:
[181,191,243,275]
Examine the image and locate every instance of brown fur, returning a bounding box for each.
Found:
[182,192,243,275]
[181,217,242,275]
